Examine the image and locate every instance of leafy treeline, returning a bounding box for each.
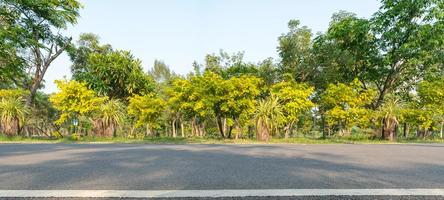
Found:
[1,0,444,141]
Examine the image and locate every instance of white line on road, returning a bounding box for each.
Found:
[0,189,444,198]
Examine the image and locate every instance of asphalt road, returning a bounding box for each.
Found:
[0,144,443,190]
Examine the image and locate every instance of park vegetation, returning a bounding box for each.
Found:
[1,0,444,142]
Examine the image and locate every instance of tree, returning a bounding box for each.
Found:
[222,76,262,139]
[167,78,192,137]
[312,11,378,92]
[70,34,154,100]
[0,40,26,89]
[202,50,250,79]
[127,93,165,136]
[190,72,223,137]
[254,96,284,142]
[0,92,27,136]
[370,0,444,108]
[1,0,82,105]
[148,60,180,137]
[68,33,112,77]
[93,99,125,137]
[272,81,315,138]
[256,58,278,86]
[26,92,58,137]
[50,80,106,131]
[278,20,314,82]
[378,98,405,141]
[320,79,375,136]
[418,77,444,138]
[149,60,177,84]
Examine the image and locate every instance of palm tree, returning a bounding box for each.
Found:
[93,99,125,137]
[379,98,404,141]
[0,97,27,136]
[254,96,283,142]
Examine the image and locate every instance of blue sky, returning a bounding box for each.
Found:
[46,0,381,93]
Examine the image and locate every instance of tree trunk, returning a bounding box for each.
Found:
[181,120,185,137]
[202,123,206,137]
[256,119,270,142]
[191,118,196,136]
[216,115,225,138]
[235,120,242,140]
[223,118,227,136]
[172,119,177,138]
[146,124,152,137]
[284,121,294,139]
[403,123,408,138]
[321,116,326,139]
[381,118,386,139]
[1,118,20,136]
[441,121,443,139]
[390,124,397,142]
[26,75,43,107]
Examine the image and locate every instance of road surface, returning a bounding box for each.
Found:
[0,143,443,198]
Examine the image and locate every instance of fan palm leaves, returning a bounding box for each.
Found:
[93,99,126,137]
[254,96,284,141]
[378,98,404,141]
[0,97,28,136]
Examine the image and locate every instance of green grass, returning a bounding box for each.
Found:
[0,134,443,144]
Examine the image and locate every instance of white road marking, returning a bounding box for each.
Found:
[0,189,443,198]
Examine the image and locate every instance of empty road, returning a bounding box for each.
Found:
[0,143,443,199]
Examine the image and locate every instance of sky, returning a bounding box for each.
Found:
[46,0,381,93]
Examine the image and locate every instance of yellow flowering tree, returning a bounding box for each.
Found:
[272,81,315,138]
[50,80,106,134]
[321,79,375,136]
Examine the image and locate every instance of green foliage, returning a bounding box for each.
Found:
[1,0,82,104]
[68,33,113,77]
[0,97,27,136]
[97,99,126,127]
[149,60,177,84]
[92,99,126,137]
[312,11,378,91]
[370,0,444,107]
[254,96,284,141]
[278,20,314,82]
[74,50,154,99]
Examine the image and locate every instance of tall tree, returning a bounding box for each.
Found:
[1,0,82,105]
[278,20,314,82]
[68,33,112,78]
[312,11,379,91]
[148,60,177,84]
[73,50,154,99]
[371,0,444,108]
